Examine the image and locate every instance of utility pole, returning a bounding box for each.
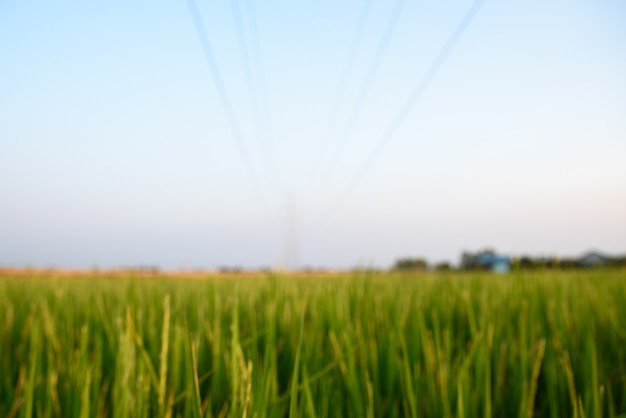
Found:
[284,193,299,271]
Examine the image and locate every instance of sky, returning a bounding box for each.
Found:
[1,0,625,270]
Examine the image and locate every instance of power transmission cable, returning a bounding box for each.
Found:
[308,0,372,183]
[231,0,280,200]
[243,0,278,193]
[185,0,276,225]
[313,0,406,195]
[243,0,274,130]
[283,193,299,271]
[315,0,485,223]
[231,0,258,127]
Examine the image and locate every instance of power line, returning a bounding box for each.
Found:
[315,0,406,192]
[316,0,486,222]
[185,0,276,224]
[283,193,299,271]
[308,0,372,183]
[231,0,278,196]
[231,0,258,119]
[238,0,280,200]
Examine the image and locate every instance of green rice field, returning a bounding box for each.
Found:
[0,269,625,417]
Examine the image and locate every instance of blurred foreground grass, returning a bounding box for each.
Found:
[0,269,625,417]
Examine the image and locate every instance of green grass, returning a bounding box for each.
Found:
[0,269,625,417]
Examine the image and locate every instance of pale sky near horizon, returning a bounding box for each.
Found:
[1,0,625,270]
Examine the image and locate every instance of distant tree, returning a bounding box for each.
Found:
[460,249,495,271]
[519,256,535,269]
[393,257,428,272]
[557,258,578,269]
[539,257,558,269]
[434,262,452,272]
[460,252,477,270]
[219,266,243,274]
[512,255,584,270]
[608,256,626,268]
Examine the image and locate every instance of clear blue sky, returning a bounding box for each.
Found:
[1,0,625,270]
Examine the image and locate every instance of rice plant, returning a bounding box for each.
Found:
[0,269,624,417]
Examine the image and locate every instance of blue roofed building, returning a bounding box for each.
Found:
[461,249,511,273]
[476,253,511,273]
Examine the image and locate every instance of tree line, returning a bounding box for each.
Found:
[393,249,626,272]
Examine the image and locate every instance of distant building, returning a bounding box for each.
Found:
[576,251,612,268]
[461,249,511,273]
[476,253,511,273]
